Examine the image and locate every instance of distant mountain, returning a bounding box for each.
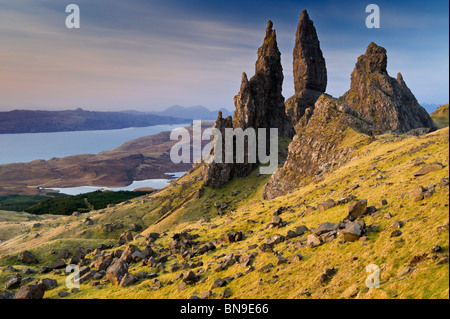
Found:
[146,105,233,120]
[0,108,190,134]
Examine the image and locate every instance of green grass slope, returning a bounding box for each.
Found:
[431,104,449,129]
[0,128,448,299]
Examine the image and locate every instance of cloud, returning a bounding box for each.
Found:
[0,0,448,111]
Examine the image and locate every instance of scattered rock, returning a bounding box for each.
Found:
[17,250,38,264]
[266,234,285,246]
[313,222,339,235]
[431,245,442,253]
[390,230,402,238]
[2,266,18,273]
[118,231,134,245]
[14,283,46,299]
[277,255,288,265]
[290,254,303,263]
[211,278,227,289]
[398,266,414,277]
[342,222,363,242]
[119,273,138,288]
[182,270,198,284]
[259,263,274,273]
[58,291,70,298]
[5,275,22,289]
[36,278,58,290]
[48,259,66,270]
[306,234,323,248]
[436,257,449,265]
[347,199,368,221]
[106,259,129,285]
[413,163,444,177]
[129,224,142,232]
[318,199,336,212]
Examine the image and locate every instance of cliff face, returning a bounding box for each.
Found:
[286,10,327,129]
[262,94,373,199]
[343,42,436,134]
[205,12,437,198]
[293,10,327,94]
[233,21,290,135]
[202,113,235,189]
[203,21,291,188]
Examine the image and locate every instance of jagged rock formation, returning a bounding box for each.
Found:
[343,42,436,134]
[286,10,327,129]
[233,21,290,135]
[204,21,291,188]
[293,10,327,94]
[203,112,235,188]
[262,94,373,199]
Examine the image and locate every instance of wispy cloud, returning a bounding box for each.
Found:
[0,0,448,111]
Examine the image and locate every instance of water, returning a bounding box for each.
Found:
[46,172,187,195]
[0,123,190,165]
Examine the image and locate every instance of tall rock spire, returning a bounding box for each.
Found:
[343,42,436,134]
[234,20,289,134]
[285,10,327,130]
[204,20,291,188]
[293,9,327,94]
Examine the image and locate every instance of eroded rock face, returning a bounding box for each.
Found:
[233,20,290,135]
[262,94,373,199]
[293,10,327,94]
[204,21,291,188]
[203,112,235,188]
[286,10,327,129]
[343,42,436,134]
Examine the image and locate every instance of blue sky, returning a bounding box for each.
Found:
[0,0,448,112]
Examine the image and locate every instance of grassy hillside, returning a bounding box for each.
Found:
[431,104,449,129]
[0,128,448,299]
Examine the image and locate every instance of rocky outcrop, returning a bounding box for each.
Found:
[262,94,373,199]
[203,112,235,188]
[233,21,290,134]
[204,21,291,188]
[286,10,327,129]
[293,10,327,94]
[343,42,436,134]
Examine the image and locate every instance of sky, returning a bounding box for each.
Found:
[0,0,448,112]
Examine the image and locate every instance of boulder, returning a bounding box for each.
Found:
[182,271,198,284]
[347,199,368,221]
[129,224,143,232]
[413,163,444,177]
[17,250,38,264]
[342,222,363,242]
[277,255,288,265]
[392,221,404,229]
[313,222,339,235]
[36,278,58,290]
[106,259,129,285]
[118,231,134,245]
[259,263,274,273]
[211,278,227,289]
[14,283,46,299]
[266,234,285,246]
[290,254,303,263]
[391,230,402,238]
[318,199,336,212]
[5,275,22,290]
[306,234,323,248]
[119,273,138,288]
[48,259,66,270]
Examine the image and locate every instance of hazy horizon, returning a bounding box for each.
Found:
[0,0,448,113]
